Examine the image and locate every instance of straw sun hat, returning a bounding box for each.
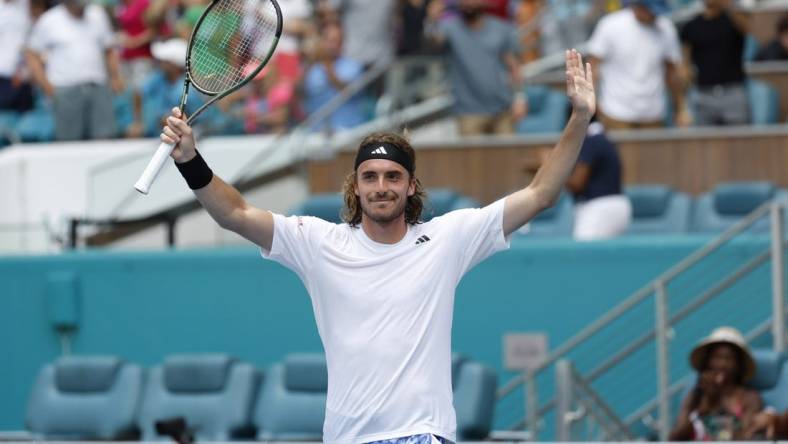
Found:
[689,326,756,382]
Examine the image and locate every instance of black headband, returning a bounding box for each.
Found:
[354,142,414,173]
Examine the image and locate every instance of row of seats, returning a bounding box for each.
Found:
[26,353,497,441]
[291,182,786,236]
[529,181,788,237]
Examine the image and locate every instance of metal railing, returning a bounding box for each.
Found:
[497,201,786,440]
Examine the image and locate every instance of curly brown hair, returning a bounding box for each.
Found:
[341,132,426,226]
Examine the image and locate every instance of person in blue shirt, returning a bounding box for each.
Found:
[302,21,366,132]
[566,120,632,240]
[137,39,208,137]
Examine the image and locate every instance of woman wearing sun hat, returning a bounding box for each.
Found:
[670,326,765,441]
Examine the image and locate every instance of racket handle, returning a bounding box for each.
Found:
[134,141,175,195]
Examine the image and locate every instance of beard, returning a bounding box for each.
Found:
[361,192,408,224]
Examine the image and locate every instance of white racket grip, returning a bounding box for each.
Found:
[134,141,175,194]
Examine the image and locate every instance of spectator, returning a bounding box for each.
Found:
[522,119,630,239]
[137,38,204,137]
[270,0,313,82]
[567,120,631,240]
[0,0,34,113]
[425,0,526,136]
[755,15,788,61]
[399,0,428,56]
[670,326,764,441]
[25,0,123,140]
[303,22,365,131]
[243,65,293,134]
[588,0,691,129]
[175,0,208,40]
[327,0,396,68]
[116,0,156,91]
[680,0,749,126]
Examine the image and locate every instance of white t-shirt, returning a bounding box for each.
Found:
[0,0,30,77]
[27,4,115,87]
[587,9,681,122]
[261,199,510,444]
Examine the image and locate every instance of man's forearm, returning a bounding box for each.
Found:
[193,174,249,232]
[529,112,590,205]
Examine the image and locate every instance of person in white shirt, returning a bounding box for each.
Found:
[158,50,595,444]
[0,0,33,112]
[587,0,691,129]
[25,0,123,140]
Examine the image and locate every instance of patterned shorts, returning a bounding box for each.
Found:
[367,433,449,444]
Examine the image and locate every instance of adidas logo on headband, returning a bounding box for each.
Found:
[354,142,414,173]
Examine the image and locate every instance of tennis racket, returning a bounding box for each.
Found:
[134,0,283,194]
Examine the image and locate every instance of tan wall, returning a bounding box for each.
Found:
[307,128,788,204]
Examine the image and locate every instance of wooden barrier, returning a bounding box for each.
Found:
[307,126,788,204]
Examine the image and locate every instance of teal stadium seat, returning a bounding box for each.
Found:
[518,191,574,237]
[747,79,780,125]
[289,193,345,223]
[516,85,569,134]
[625,185,692,234]
[0,111,19,147]
[750,350,788,411]
[137,354,261,441]
[453,355,498,440]
[691,181,776,233]
[253,353,327,440]
[26,356,143,440]
[17,91,54,142]
[423,188,481,221]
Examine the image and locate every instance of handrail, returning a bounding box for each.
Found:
[497,201,776,400]
[499,201,785,436]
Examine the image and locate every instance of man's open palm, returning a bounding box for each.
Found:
[565,49,595,118]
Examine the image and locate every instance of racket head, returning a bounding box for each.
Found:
[185,0,283,97]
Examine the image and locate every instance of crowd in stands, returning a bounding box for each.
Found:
[2,0,788,145]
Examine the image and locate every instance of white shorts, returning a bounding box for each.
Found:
[573,194,632,241]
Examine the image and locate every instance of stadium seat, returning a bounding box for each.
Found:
[137,354,261,441]
[253,353,327,440]
[423,188,480,221]
[16,109,54,142]
[453,355,498,440]
[516,85,569,134]
[518,191,573,237]
[750,350,788,411]
[26,356,143,440]
[0,111,19,147]
[289,193,344,223]
[625,185,692,234]
[747,79,780,125]
[691,181,776,233]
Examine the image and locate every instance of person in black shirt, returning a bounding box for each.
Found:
[755,14,788,61]
[566,121,632,240]
[680,0,750,126]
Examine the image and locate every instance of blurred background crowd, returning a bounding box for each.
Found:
[3,0,788,145]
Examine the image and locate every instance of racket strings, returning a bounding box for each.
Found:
[189,0,279,94]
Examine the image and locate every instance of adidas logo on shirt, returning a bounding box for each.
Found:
[415,235,431,245]
[371,146,388,155]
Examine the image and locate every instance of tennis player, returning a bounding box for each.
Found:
[161,49,595,444]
